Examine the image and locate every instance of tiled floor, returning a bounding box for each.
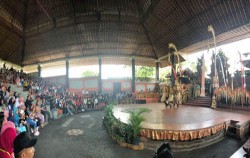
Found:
[113,103,250,131]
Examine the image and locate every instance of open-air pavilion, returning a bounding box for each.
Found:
[1,0,250,158]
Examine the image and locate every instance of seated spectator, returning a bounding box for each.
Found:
[18,110,27,133]
[25,95,33,111]
[63,100,73,117]
[1,110,16,135]
[0,112,16,158]
[16,76,21,87]
[8,109,18,127]
[14,132,37,158]
[35,104,44,128]
[24,107,39,136]
[40,99,51,122]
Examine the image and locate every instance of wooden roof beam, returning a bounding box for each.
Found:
[25,20,141,38]
[134,0,158,58]
[21,0,29,66]
[22,53,157,66]
[71,0,76,23]
[152,0,233,44]
[2,0,24,19]
[142,0,161,23]
[3,39,23,61]
[35,0,55,28]
[0,18,23,38]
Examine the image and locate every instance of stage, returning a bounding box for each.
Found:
[113,103,250,141]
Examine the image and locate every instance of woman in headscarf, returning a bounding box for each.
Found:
[0,111,16,158]
[0,110,15,135]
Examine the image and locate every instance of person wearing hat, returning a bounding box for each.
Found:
[0,111,16,158]
[14,132,37,158]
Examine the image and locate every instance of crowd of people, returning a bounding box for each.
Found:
[0,64,137,157]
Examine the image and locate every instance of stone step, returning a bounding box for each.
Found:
[189,98,211,101]
[187,100,211,104]
[184,103,210,107]
[8,84,29,99]
[184,97,211,107]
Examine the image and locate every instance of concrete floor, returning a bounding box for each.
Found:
[34,110,246,158]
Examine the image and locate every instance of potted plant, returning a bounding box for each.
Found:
[128,108,149,145]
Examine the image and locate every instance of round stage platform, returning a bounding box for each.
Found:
[113,103,250,141]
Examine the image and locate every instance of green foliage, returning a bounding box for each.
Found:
[196,57,203,85]
[128,108,150,137]
[103,104,114,128]
[104,104,114,118]
[103,105,150,144]
[210,49,229,87]
[104,104,127,142]
[159,67,171,81]
[81,70,98,77]
[217,50,229,87]
[135,66,155,78]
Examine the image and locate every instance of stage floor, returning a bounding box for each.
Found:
[113,103,250,131]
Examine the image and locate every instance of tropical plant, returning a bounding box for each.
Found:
[128,108,150,144]
[216,50,229,87]
[210,50,230,87]
[103,104,115,130]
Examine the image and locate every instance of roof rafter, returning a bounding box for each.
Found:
[23,53,156,66]
[25,20,141,38]
[35,0,55,28]
[135,0,158,58]
[4,39,24,61]
[142,0,161,23]
[152,0,230,44]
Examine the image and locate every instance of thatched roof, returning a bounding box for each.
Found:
[0,0,250,71]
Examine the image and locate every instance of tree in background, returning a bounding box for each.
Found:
[196,57,203,85]
[216,50,229,87]
[209,50,230,87]
[159,67,171,81]
[82,70,98,77]
[135,66,155,81]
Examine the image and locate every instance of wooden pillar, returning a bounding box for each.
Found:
[131,58,135,93]
[98,57,102,93]
[155,61,159,83]
[66,60,69,89]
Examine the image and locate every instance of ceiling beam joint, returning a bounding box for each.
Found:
[35,0,56,28]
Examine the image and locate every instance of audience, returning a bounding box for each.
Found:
[0,64,135,158]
